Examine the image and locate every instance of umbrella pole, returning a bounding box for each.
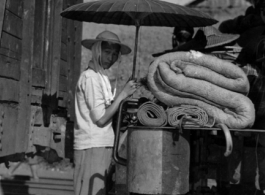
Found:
[132,24,140,80]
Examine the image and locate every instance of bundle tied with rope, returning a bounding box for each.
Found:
[137,101,167,127]
[167,105,215,128]
[146,50,256,156]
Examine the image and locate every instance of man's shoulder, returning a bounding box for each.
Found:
[81,68,99,80]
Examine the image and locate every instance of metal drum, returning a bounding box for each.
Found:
[127,127,190,195]
[113,99,190,195]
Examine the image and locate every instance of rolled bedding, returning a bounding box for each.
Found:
[148,51,255,129]
[167,105,215,128]
[137,101,167,127]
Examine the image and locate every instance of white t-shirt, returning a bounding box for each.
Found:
[74,69,114,150]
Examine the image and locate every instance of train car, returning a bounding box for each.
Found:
[0,0,83,163]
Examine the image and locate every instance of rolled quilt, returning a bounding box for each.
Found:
[148,51,255,129]
[167,105,215,127]
[137,101,167,127]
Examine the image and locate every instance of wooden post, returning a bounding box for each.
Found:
[16,0,35,153]
[50,0,63,106]
[0,0,7,39]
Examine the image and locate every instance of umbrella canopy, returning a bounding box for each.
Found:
[61,0,218,79]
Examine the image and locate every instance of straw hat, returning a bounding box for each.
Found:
[82,31,131,55]
[152,26,239,57]
[198,26,240,49]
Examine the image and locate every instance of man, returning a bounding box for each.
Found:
[172,26,194,49]
[74,30,137,195]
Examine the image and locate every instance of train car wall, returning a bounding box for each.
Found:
[0,0,82,163]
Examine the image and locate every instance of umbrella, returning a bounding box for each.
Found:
[61,0,218,79]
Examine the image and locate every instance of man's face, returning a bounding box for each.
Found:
[100,41,120,69]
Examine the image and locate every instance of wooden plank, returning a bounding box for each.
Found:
[0,47,20,60]
[0,103,19,157]
[0,0,7,39]
[31,87,43,96]
[59,90,66,98]
[33,0,47,68]
[47,0,63,110]
[59,75,68,92]
[63,0,68,10]
[60,59,68,76]
[1,31,22,55]
[32,67,45,87]
[68,20,82,121]
[5,0,23,18]
[3,9,23,39]
[58,91,68,108]
[61,18,68,44]
[51,0,63,104]
[58,99,67,108]
[33,106,44,126]
[31,87,43,105]
[43,0,52,97]
[16,0,35,153]
[0,54,20,80]
[31,95,42,104]
[66,18,75,117]
[0,77,19,102]
[60,42,67,61]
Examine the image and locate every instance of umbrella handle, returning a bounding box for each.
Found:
[131,24,140,80]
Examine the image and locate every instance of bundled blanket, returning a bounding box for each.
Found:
[147,51,255,129]
[137,101,167,127]
[167,105,215,127]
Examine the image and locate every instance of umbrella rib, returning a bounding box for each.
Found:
[95,0,112,12]
[108,1,116,12]
[144,0,152,12]
[66,3,81,11]
[72,2,88,11]
[83,1,100,11]
[122,0,130,12]
[151,0,166,13]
